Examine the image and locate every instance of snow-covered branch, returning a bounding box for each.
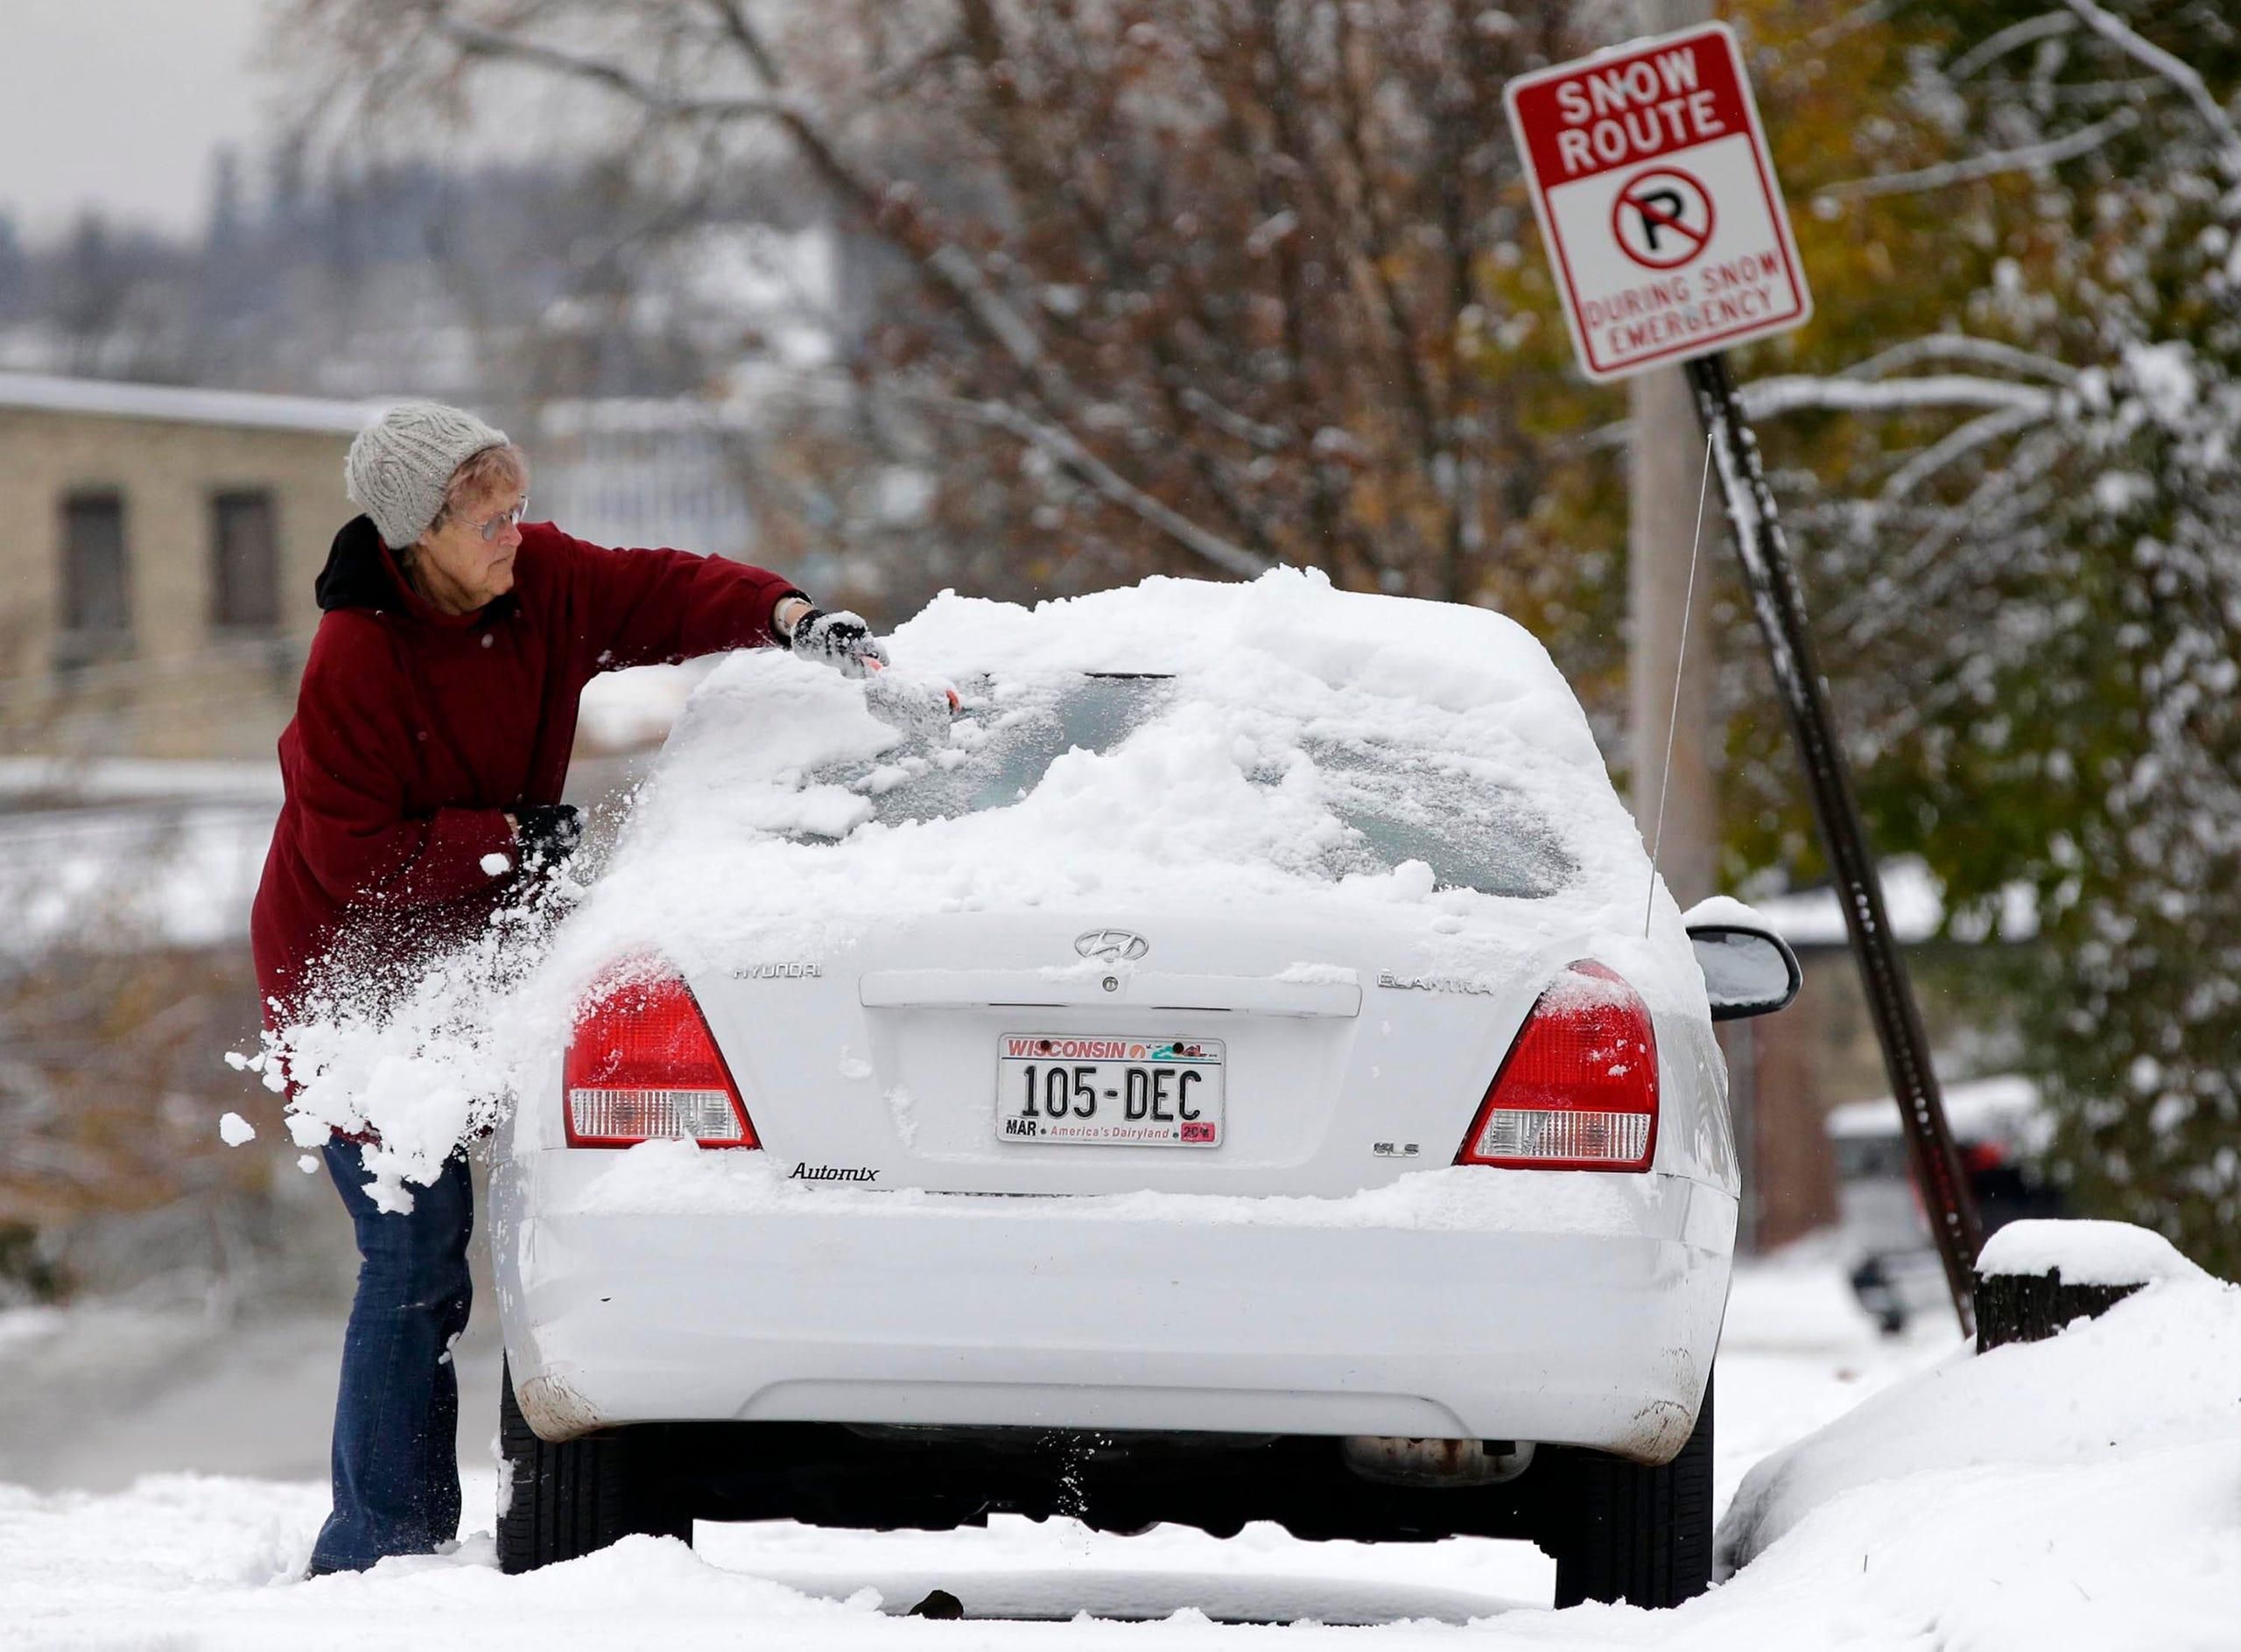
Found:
[1843,335,2079,388]
[1176,387,1290,452]
[2059,0,2241,175]
[1817,109,2137,201]
[1878,402,2053,502]
[1947,13,2076,81]
[1742,374,2060,418]
[1807,0,1894,51]
[1832,428,2069,646]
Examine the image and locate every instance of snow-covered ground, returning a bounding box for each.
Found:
[8,1241,2231,1648]
[0,1246,1980,1648]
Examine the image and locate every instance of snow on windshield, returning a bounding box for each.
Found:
[252,568,1693,1204]
[727,672,1576,897]
[598,567,1628,943]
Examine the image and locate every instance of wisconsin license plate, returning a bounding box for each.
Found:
[996,1034,1226,1146]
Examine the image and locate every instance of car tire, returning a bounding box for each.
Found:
[496,1359,692,1574]
[1545,1378,1714,1610]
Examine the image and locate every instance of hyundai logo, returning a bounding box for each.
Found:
[1074,928,1150,963]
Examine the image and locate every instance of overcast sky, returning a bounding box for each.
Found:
[0,0,273,242]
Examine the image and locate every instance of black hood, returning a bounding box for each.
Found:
[314,514,518,620]
[315,515,406,612]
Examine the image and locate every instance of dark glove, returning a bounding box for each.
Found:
[790,608,890,679]
[516,803,583,872]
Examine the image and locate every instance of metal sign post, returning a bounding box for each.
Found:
[1683,354,1982,1332]
[1507,25,1984,1332]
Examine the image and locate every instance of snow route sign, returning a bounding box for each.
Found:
[1505,23,1811,383]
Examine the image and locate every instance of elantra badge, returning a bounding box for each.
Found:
[1075,928,1150,963]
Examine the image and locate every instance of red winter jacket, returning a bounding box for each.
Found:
[249,516,803,1022]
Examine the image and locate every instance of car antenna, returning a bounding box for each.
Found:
[1645,429,1716,938]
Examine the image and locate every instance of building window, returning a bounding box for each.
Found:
[59,489,130,661]
[210,489,279,631]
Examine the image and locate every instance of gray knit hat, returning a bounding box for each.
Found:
[345,401,511,549]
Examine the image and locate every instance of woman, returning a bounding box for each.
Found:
[250,400,882,1574]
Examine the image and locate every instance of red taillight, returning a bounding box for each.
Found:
[1456,961,1658,1171]
[563,961,758,1149]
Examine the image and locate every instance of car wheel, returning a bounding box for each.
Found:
[496,1359,692,1574]
[1544,1378,1714,1610]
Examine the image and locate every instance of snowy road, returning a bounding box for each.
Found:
[0,1248,1971,1647]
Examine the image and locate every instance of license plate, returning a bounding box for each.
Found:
[996,1034,1226,1146]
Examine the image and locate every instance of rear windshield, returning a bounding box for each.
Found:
[810,674,1574,898]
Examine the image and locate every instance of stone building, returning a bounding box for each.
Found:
[0,373,380,762]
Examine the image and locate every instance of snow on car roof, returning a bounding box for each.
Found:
[556,568,1681,995]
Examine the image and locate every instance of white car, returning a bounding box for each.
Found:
[489,573,1798,1607]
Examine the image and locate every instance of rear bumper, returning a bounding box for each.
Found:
[490,1148,1736,1463]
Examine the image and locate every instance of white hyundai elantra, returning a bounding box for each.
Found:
[488,571,1798,1608]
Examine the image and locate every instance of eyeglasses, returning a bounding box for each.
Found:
[466,498,528,542]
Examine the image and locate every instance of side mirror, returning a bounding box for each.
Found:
[1682,899,1802,1022]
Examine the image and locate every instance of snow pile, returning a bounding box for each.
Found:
[1977,1217,2202,1285]
[1715,1262,2241,1645]
[256,568,1691,1206]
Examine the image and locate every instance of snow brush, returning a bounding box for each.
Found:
[861,655,961,746]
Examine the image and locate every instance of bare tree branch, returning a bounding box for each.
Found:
[436,7,1294,583]
[441,18,1081,414]
[942,396,1269,579]
[442,21,804,122]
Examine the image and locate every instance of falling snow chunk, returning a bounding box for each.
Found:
[297,1154,320,1174]
[481,852,512,876]
[217,1112,256,1146]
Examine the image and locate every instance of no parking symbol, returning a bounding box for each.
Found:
[1612,167,1714,269]
[1505,23,1811,382]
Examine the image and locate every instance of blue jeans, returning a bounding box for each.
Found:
[310,1141,474,1573]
